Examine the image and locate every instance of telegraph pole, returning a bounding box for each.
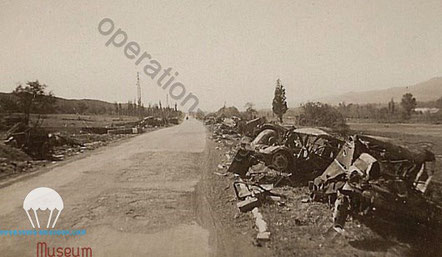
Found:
[136,72,142,117]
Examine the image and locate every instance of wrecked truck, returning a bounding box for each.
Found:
[309,135,442,229]
[239,117,267,137]
[228,127,343,180]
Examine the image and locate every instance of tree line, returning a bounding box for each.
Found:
[0,80,182,125]
[270,80,441,130]
[336,93,442,122]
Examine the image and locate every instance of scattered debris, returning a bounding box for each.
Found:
[237,197,260,212]
[310,135,442,229]
[205,112,442,252]
[108,127,141,134]
[4,122,55,159]
[80,127,110,134]
[252,207,270,241]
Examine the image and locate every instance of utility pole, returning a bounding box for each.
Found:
[136,72,142,117]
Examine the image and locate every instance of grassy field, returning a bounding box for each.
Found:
[0,113,144,180]
[1,113,140,134]
[349,122,442,138]
[35,113,139,128]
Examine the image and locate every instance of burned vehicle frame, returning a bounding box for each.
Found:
[310,135,442,230]
[228,127,343,181]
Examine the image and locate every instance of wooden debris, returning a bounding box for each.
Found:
[237,197,259,212]
[252,207,270,241]
[233,182,252,199]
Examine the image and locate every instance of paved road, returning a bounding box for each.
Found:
[0,118,210,257]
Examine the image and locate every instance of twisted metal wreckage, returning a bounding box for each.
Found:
[310,135,441,230]
[217,117,442,232]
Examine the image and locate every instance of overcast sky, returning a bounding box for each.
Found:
[1,0,441,111]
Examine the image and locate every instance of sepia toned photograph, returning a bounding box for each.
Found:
[1,1,442,256]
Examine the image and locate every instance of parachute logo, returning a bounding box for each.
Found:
[23,187,64,228]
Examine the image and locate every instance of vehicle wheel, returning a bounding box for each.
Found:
[268,136,277,145]
[271,151,291,171]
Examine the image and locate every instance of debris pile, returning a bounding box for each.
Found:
[0,143,35,178]
[310,135,442,231]
[1,114,182,180]
[207,116,442,248]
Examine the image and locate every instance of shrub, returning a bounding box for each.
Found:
[298,102,348,133]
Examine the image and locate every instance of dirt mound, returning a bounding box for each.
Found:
[0,143,31,162]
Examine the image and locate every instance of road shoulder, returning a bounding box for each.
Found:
[194,135,271,257]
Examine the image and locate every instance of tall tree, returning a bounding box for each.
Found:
[401,93,417,118]
[127,100,133,116]
[244,102,257,119]
[388,98,395,114]
[114,102,119,115]
[272,79,288,122]
[13,80,55,125]
[118,103,123,115]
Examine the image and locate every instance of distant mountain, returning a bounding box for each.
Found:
[0,92,116,114]
[53,97,116,113]
[319,77,442,105]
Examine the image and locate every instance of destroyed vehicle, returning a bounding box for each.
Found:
[309,135,441,229]
[310,135,437,200]
[256,123,294,140]
[4,123,55,159]
[238,117,267,137]
[244,123,295,147]
[235,118,255,137]
[228,127,343,179]
[267,128,343,175]
[212,118,241,136]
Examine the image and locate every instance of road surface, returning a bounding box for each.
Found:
[0,118,212,257]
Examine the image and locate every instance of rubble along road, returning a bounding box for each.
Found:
[0,118,236,257]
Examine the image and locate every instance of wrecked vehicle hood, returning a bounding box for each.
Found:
[311,134,437,198]
[357,135,436,164]
[293,127,331,137]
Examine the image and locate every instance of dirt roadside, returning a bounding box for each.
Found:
[0,118,269,257]
[203,125,442,257]
[194,136,271,257]
[0,119,210,256]
[0,127,164,188]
